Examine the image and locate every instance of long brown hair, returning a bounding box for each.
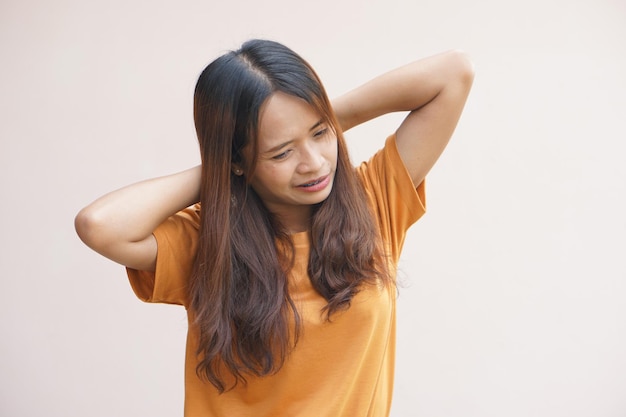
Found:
[190,39,389,392]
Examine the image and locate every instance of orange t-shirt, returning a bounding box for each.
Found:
[127,135,426,417]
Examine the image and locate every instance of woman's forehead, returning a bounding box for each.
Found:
[257,93,324,148]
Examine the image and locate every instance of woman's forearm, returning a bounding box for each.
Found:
[75,165,201,268]
[333,50,473,132]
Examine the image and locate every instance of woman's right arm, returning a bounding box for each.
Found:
[74,165,202,272]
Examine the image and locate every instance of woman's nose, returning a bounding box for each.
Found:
[296,142,324,174]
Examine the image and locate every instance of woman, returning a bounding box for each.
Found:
[75,39,473,416]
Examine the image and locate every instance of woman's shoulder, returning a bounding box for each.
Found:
[171,203,202,229]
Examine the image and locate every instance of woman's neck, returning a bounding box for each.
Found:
[273,206,312,234]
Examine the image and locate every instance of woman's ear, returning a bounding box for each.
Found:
[232,164,244,176]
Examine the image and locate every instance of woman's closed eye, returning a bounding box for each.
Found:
[313,128,328,138]
[270,128,329,161]
[272,149,292,160]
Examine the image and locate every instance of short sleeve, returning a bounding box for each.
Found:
[356,134,426,262]
[126,204,200,306]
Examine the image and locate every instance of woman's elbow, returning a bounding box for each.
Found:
[74,206,109,251]
[449,50,475,85]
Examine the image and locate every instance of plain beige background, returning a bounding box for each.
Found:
[1,0,625,416]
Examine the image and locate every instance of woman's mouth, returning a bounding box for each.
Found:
[297,175,331,192]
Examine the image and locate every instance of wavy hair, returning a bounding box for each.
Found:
[190,39,389,392]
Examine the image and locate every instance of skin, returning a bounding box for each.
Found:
[75,50,474,273]
[237,92,338,233]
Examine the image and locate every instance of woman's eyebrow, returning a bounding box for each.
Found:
[263,119,325,154]
[264,140,294,154]
[309,119,323,131]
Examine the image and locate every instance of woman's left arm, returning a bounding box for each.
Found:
[332,50,474,186]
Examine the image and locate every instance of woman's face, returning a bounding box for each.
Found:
[242,92,338,231]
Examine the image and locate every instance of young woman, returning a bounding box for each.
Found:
[75,39,473,416]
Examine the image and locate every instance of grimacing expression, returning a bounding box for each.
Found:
[238,92,338,228]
